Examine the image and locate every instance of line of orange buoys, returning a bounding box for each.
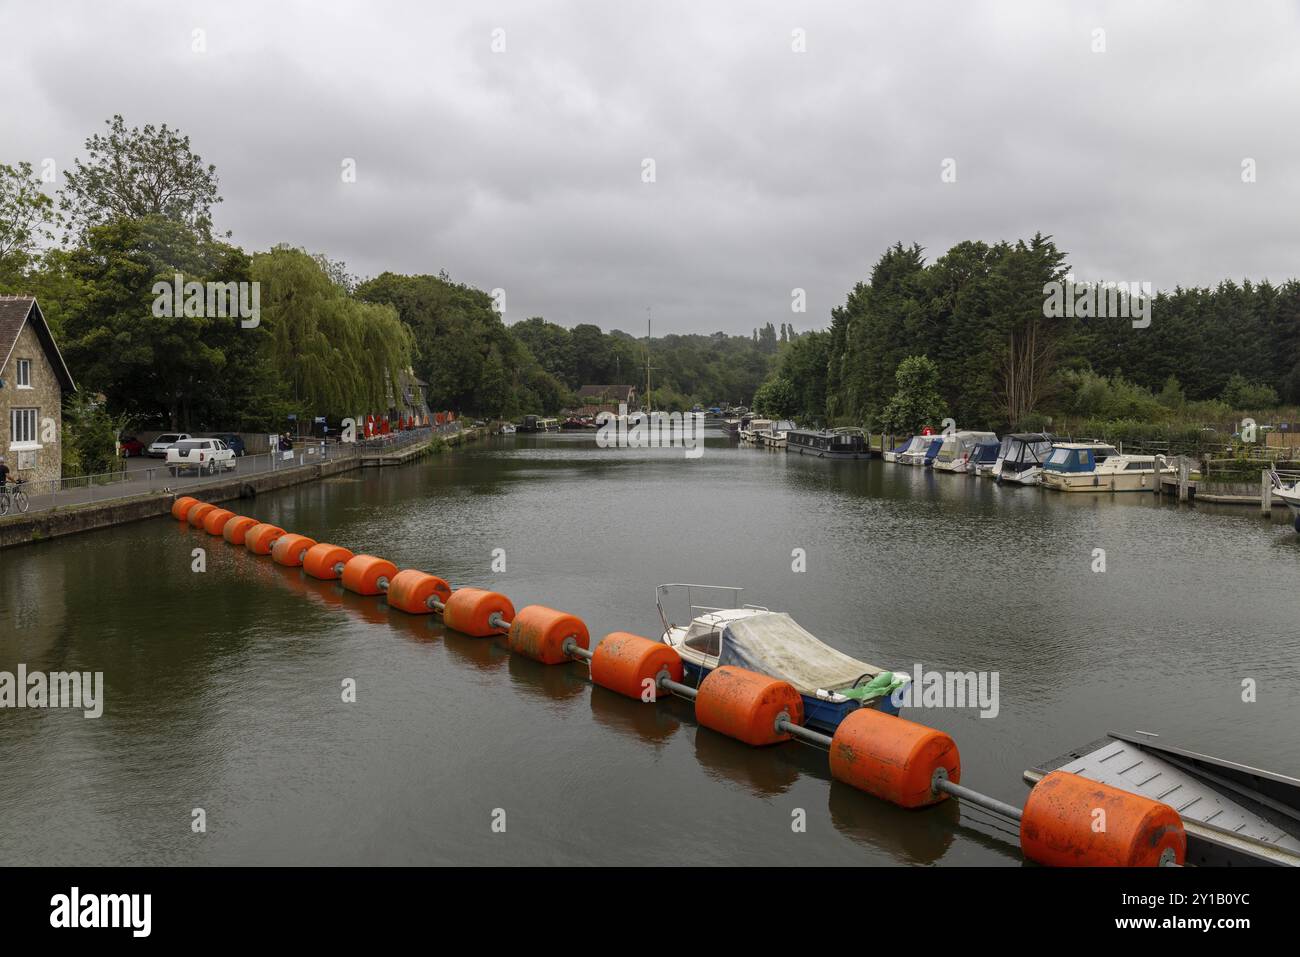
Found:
[170,494,1188,868]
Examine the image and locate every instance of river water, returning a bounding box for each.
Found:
[2,432,1298,865]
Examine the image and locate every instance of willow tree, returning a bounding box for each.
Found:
[252,246,411,419]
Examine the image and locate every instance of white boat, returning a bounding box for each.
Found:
[499,423,517,435]
[758,419,797,449]
[1040,443,1174,492]
[932,431,999,473]
[739,418,773,444]
[992,432,1054,485]
[882,436,913,463]
[656,584,910,733]
[1269,470,1300,531]
[894,434,939,467]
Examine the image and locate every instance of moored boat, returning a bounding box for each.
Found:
[657,584,910,733]
[993,432,1054,485]
[1041,442,1173,492]
[740,417,773,444]
[882,436,913,463]
[932,430,999,473]
[786,427,871,459]
[894,434,939,467]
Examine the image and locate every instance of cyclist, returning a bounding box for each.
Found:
[0,457,9,489]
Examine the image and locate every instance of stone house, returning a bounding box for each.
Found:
[0,297,77,485]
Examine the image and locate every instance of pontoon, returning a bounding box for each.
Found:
[657,584,909,733]
[1027,731,1300,867]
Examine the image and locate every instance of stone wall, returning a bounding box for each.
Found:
[0,319,63,485]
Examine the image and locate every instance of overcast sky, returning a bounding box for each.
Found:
[3,0,1298,335]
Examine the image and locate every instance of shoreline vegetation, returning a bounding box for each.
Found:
[4,117,1299,478]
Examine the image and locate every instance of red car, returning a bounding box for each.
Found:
[118,435,146,457]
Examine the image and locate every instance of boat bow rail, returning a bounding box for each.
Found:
[655,583,767,638]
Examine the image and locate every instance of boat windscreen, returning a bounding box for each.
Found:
[718,612,873,693]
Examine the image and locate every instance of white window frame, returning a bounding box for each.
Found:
[9,407,39,450]
[15,358,32,389]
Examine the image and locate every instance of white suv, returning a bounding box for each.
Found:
[166,438,237,476]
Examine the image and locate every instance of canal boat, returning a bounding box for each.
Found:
[932,430,1000,473]
[1026,731,1300,867]
[1040,443,1174,492]
[656,584,910,734]
[786,427,871,459]
[993,432,1054,485]
[518,415,559,433]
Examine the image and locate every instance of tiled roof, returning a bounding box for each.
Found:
[0,295,77,392]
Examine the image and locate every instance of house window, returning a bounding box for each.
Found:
[10,407,38,447]
[16,359,31,388]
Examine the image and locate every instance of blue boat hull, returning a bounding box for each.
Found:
[682,661,902,734]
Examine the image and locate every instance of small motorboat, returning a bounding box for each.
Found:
[993,432,1054,484]
[740,418,773,444]
[893,434,937,467]
[967,438,1001,476]
[882,436,913,463]
[657,584,909,733]
[499,423,517,435]
[932,430,999,473]
[1269,470,1300,531]
[1041,442,1174,492]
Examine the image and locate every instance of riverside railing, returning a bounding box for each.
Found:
[14,440,361,515]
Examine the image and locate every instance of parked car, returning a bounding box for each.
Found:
[166,438,237,476]
[118,435,146,457]
[148,433,190,457]
[207,433,247,456]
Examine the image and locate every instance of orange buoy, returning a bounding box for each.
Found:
[244,523,285,555]
[507,605,589,664]
[589,632,683,700]
[385,569,452,614]
[441,587,515,637]
[186,502,216,528]
[303,543,354,581]
[1020,770,1186,867]
[171,496,199,521]
[341,554,397,596]
[829,708,961,809]
[222,515,259,545]
[694,665,803,746]
[202,508,236,536]
[271,533,318,567]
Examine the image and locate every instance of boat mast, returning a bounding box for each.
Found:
[645,308,652,413]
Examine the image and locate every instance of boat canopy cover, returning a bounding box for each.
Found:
[718,612,876,693]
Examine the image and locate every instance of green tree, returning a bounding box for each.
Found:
[60,115,223,239]
[878,356,947,434]
[0,161,55,288]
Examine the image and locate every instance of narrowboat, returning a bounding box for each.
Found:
[993,432,1055,485]
[932,430,999,473]
[518,415,559,433]
[657,584,910,734]
[787,427,871,459]
[1040,442,1174,492]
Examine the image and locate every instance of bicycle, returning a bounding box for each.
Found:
[0,479,29,516]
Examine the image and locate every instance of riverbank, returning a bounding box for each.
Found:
[0,427,485,549]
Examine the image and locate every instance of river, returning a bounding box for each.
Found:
[2,431,1297,865]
